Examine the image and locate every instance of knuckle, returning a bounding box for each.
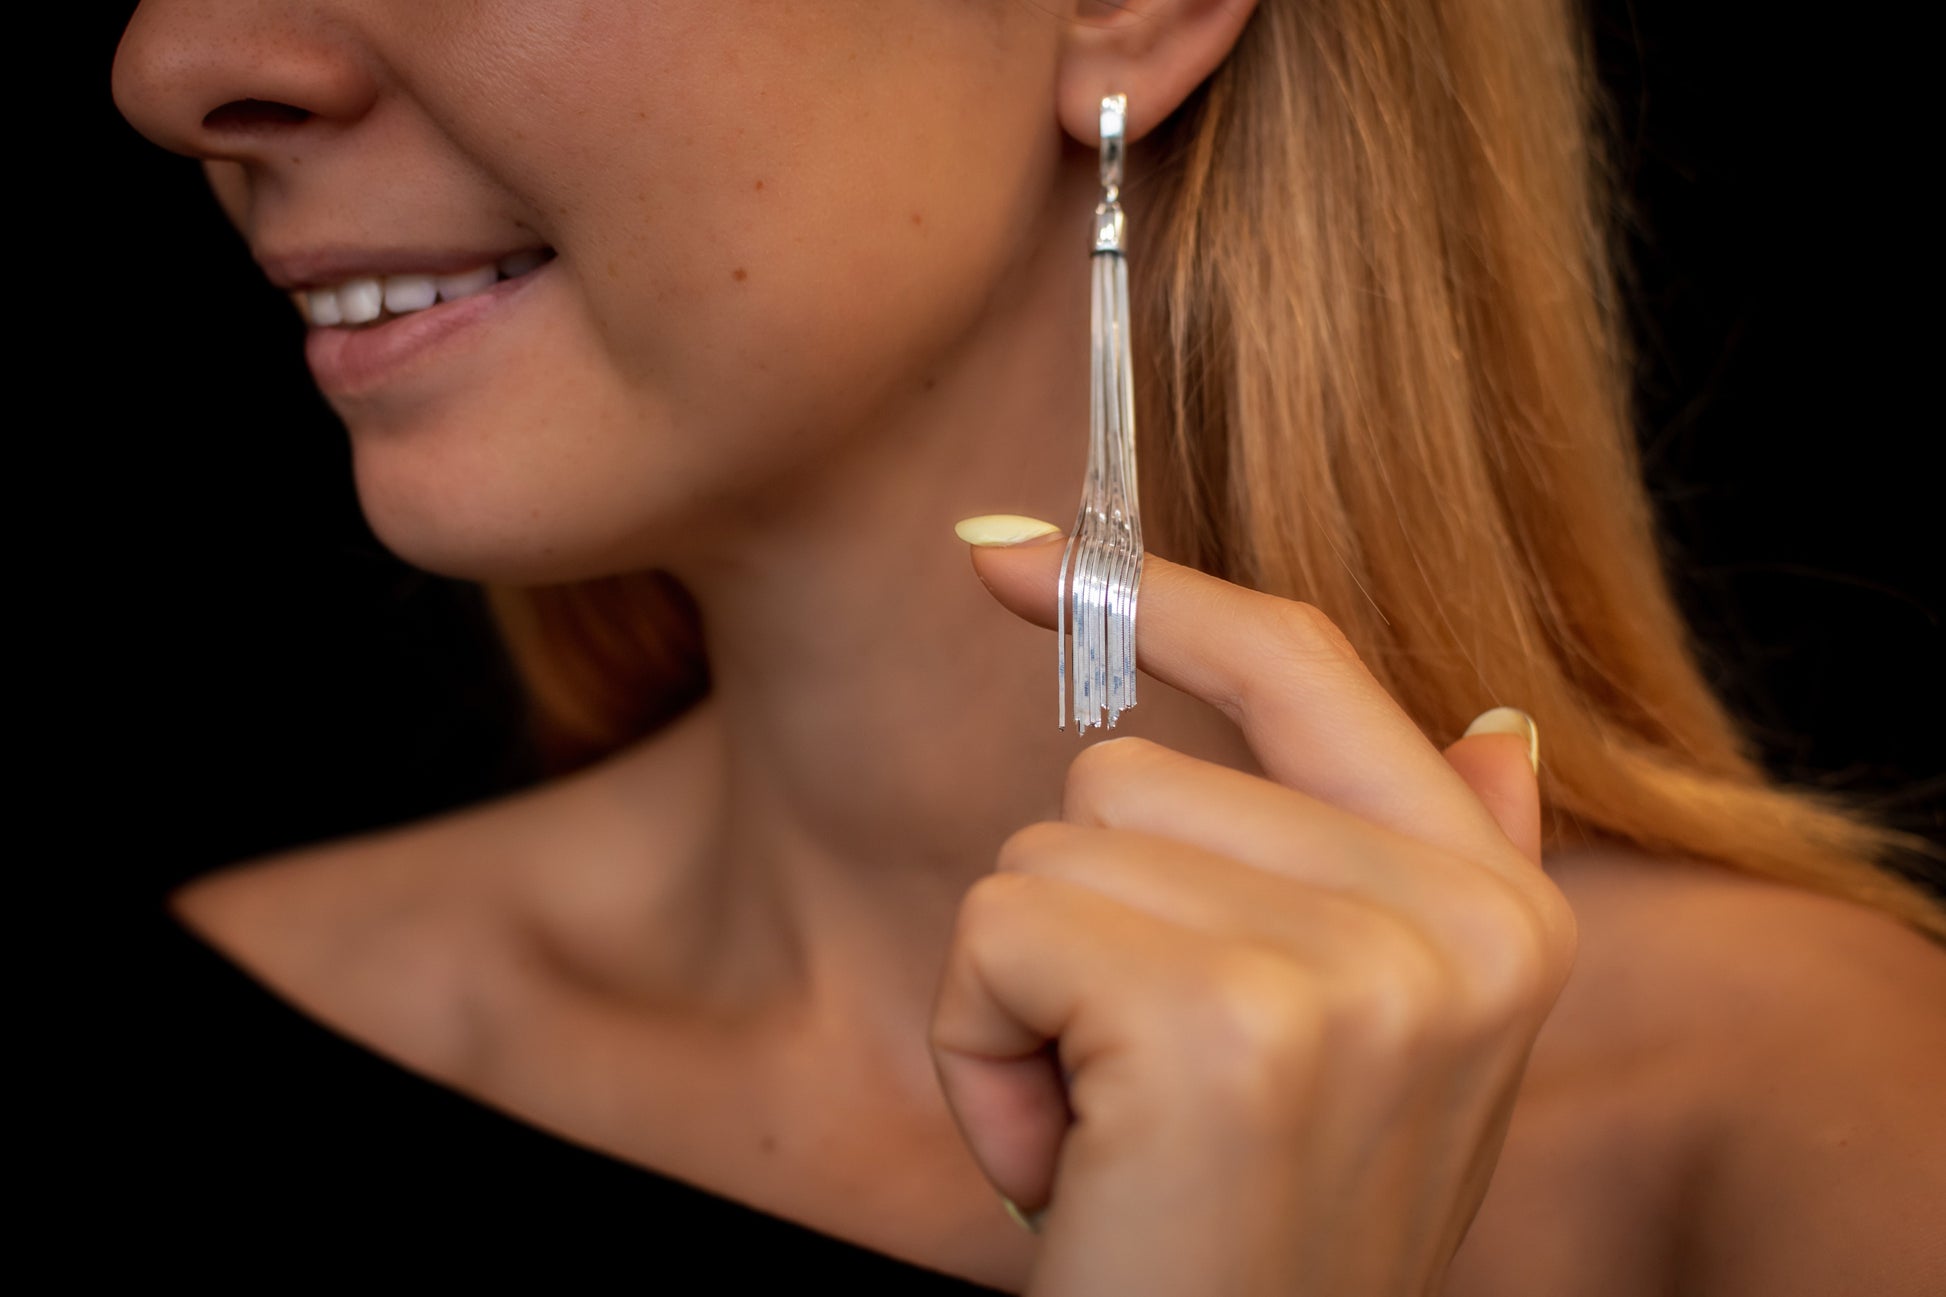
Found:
[1268,598,1362,666]
[1061,735,1164,823]
[1451,883,1565,1027]
[1181,946,1324,1111]
[1229,601,1364,724]
[994,819,1076,873]
[945,868,1050,958]
[952,868,1038,943]
[1326,916,1454,1055]
[1535,884,1581,967]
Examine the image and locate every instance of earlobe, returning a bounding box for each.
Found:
[1053,0,1263,145]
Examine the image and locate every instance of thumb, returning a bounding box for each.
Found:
[930,1042,1070,1228]
[1443,706,1543,866]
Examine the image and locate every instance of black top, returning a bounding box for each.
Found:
[115,900,1012,1289]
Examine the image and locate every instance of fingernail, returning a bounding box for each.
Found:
[1463,705,1540,776]
[954,514,1065,547]
[999,1195,1047,1234]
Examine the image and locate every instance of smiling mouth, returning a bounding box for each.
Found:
[295,247,557,329]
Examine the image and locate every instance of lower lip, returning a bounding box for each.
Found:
[303,263,551,396]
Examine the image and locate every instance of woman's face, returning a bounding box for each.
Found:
[114,2,1076,583]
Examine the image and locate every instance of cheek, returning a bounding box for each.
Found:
[574,23,1065,485]
[352,1,1062,582]
[586,123,976,486]
[203,160,251,231]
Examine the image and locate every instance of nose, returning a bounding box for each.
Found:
[112,0,380,163]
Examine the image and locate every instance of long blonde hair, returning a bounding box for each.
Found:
[484,0,1946,941]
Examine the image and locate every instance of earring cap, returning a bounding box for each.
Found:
[1093,203,1125,254]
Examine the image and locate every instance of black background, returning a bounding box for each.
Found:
[66,1,1943,907]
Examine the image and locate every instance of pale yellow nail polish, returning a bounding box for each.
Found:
[1463,705,1540,776]
[999,1195,1047,1234]
[954,514,1064,547]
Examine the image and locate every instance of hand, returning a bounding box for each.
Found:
[929,530,1578,1297]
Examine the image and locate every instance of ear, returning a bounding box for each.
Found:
[1054,0,1263,146]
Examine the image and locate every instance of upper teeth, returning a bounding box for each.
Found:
[300,249,550,327]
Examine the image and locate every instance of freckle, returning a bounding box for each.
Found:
[289,156,301,166]
[530,508,541,519]
[636,110,647,121]
[754,179,764,191]
[732,267,747,282]
[759,1134,777,1154]
[923,376,937,391]
[911,211,923,226]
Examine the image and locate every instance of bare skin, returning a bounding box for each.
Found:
[118,0,1946,1289]
[170,683,1946,1294]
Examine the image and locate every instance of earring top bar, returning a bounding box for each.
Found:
[1099,93,1126,193]
[1093,93,1128,255]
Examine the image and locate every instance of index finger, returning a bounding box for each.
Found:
[967,535,1523,871]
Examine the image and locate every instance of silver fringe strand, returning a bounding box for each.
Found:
[1057,93,1143,732]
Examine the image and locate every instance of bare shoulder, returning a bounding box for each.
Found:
[166,780,544,1080]
[1541,844,1946,1295]
[167,699,721,1084]
[1541,844,1946,1054]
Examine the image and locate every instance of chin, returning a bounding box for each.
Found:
[366,515,611,586]
[349,442,671,587]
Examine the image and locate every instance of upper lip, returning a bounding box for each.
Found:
[256,244,552,291]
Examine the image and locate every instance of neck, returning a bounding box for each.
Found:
[595,149,1256,1084]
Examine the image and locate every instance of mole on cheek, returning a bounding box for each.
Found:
[732,268,748,282]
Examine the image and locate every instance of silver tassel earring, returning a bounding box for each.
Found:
[1057,92,1143,732]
